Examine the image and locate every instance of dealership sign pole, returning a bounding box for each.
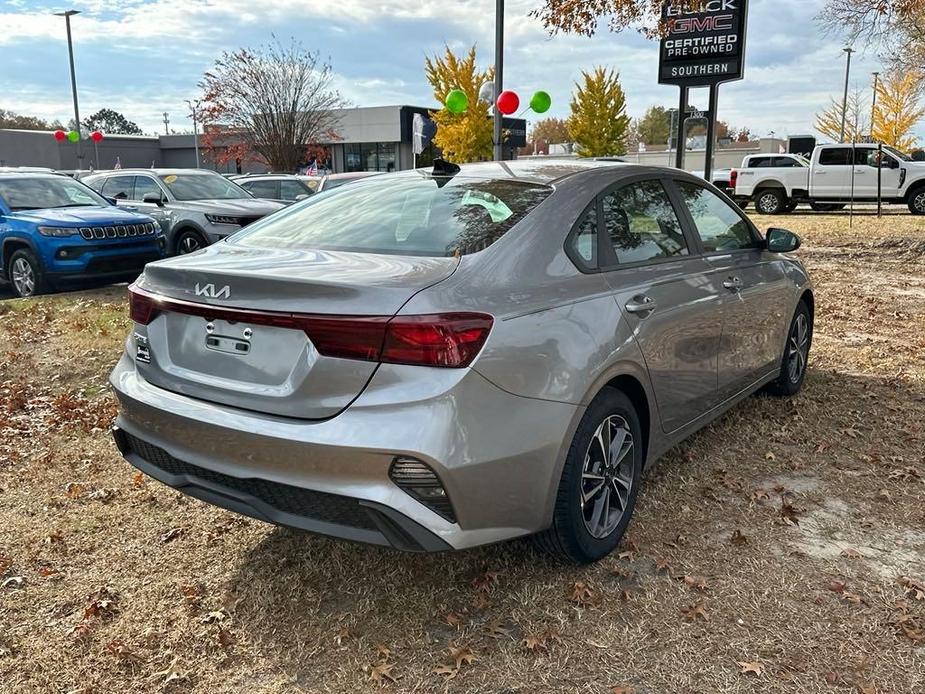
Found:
[658,0,749,182]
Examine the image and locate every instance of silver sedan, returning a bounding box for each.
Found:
[110,159,813,564]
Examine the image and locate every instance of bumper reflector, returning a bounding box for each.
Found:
[389,458,456,523]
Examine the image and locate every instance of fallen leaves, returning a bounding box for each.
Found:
[900,576,925,601]
[730,529,748,546]
[522,628,562,654]
[367,660,397,685]
[680,601,709,622]
[737,661,764,676]
[106,638,146,662]
[569,581,596,607]
[159,527,185,544]
[433,644,477,679]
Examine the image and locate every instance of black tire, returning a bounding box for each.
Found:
[764,301,813,397]
[535,388,643,564]
[809,202,846,212]
[736,199,750,210]
[173,229,209,256]
[908,187,925,215]
[7,248,50,298]
[755,189,788,215]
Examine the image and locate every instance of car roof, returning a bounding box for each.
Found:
[0,171,69,179]
[88,168,223,176]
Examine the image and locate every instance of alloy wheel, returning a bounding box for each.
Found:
[788,313,810,383]
[758,193,780,214]
[580,415,634,540]
[178,234,203,254]
[915,191,925,214]
[11,257,35,297]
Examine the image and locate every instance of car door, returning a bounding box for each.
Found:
[672,179,794,400]
[853,148,902,198]
[598,177,724,434]
[812,147,853,198]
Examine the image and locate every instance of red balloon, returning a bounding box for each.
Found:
[496,90,520,116]
[90,131,104,143]
[54,130,66,142]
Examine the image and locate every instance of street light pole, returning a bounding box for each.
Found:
[54,10,82,165]
[185,99,201,169]
[493,0,504,162]
[870,71,880,140]
[839,47,854,143]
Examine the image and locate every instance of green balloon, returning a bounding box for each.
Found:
[67,130,80,143]
[530,91,552,114]
[445,89,469,114]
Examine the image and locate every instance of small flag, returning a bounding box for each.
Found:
[114,156,122,170]
[306,161,318,176]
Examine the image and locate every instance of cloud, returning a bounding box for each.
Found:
[1,0,919,143]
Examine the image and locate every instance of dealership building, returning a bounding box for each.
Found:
[0,105,527,174]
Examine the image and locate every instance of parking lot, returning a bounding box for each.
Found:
[1,210,923,693]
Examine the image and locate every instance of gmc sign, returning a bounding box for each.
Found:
[658,0,749,87]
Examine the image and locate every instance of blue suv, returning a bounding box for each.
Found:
[0,172,166,297]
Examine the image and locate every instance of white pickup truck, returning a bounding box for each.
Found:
[731,144,925,215]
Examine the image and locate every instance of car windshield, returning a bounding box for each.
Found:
[158,172,251,201]
[0,176,108,211]
[232,174,552,257]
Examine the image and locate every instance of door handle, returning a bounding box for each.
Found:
[625,296,657,315]
[723,277,743,292]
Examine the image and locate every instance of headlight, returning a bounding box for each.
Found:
[37,226,79,237]
[205,214,240,225]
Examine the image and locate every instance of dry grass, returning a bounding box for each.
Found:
[1,212,923,694]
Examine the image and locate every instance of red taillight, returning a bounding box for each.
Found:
[127,286,493,369]
[730,169,738,189]
[129,284,158,325]
[382,314,494,368]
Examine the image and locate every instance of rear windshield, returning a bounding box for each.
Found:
[231,174,552,257]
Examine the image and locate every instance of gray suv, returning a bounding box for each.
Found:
[84,169,285,255]
[110,160,814,564]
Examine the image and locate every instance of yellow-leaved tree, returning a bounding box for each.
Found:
[424,46,494,164]
[815,90,869,143]
[567,67,630,157]
[872,70,925,151]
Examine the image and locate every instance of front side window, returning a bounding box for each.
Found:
[241,180,279,199]
[133,176,163,201]
[101,175,134,200]
[279,179,311,200]
[601,180,689,265]
[676,181,759,253]
[158,172,250,201]
[772,157,803,168]
[818,148,852,166]
[232,175,551,257]
[0,176,107,211]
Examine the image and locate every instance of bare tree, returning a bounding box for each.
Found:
[199,38,346,171]
[820,1,925,70]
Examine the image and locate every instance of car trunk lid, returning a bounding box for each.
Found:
[132,244,459,419]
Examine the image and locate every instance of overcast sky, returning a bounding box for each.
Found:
[2,0,918,143]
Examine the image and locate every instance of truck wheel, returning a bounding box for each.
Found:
[908,188,925,215]
[755,189,787,215]
[810,202,845,212]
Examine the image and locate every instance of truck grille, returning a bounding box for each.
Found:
[80,223,157,240]
[121,432,378,530]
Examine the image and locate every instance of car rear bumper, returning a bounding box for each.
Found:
[109,353,581,551]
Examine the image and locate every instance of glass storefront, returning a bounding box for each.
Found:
[345,142,399,173]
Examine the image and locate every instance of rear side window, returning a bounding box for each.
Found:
[601,180,689,265]
[568,205,599,267]
[233,175,552,257]
[748,156,773,168]
[818,148,852,166]
[676,182,759,253]
[101,175,134,200]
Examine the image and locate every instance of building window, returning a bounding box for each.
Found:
[345,142,399,172]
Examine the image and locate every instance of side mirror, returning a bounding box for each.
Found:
[104,196,119,206]
[766,228,801,253]
[142,192,165,206]
[891,158,901,169]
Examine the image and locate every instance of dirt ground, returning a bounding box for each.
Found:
[1,211,923,694]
